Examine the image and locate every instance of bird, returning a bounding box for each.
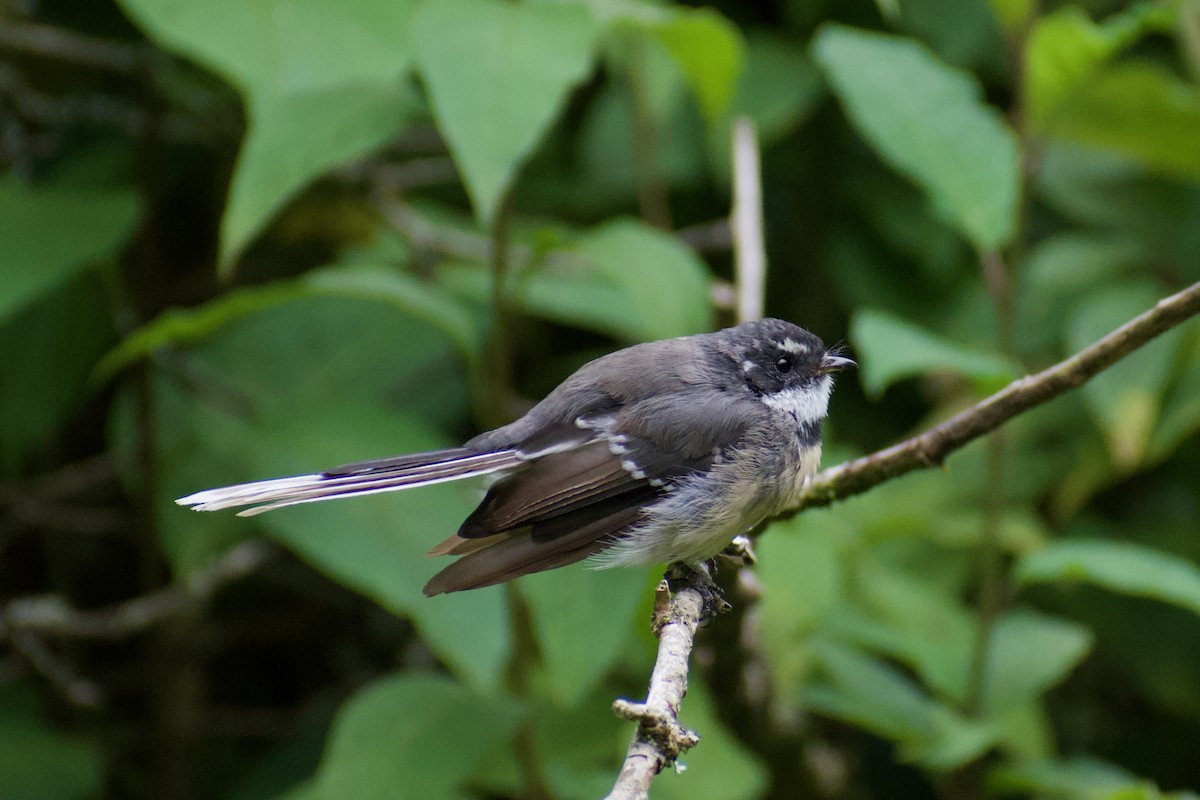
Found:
[176,318,852,596]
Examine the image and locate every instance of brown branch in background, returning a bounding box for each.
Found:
[791,280,1200,514]
[0,19,147,73]
[1,541,269,641]
[604,579,706,800]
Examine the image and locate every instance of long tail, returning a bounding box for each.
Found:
[176,448,522,517]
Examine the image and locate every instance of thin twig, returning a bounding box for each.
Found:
[0,20,147,73]
[1,541,270,640]
[731,117,766,324]
[605,579,706,800]
[791,280,1200,513]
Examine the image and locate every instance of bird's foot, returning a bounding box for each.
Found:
[665,560,732,620]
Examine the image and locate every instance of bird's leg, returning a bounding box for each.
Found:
[665,560,732,619]
[719,534,757,567]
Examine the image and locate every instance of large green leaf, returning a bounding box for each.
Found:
[806,642,998,770]
[519,565,652,708]
[1025,4,1176,130]
[247,408,510,693]
[1017,539,1200,618]
[1044,62,1200,182]
[117,292,509,690]
[0,178,138,322]
[224,83,417,269]
[843,557,976,703]
[574,218,713,340]
[708,33,823,177]
[413,0,598,225]
[97,265,482,380]
[813,24,1020,252]
[309,674,520,800]
[118,0,418,267]
[755,522,846,695]
[981,610,1092,713]
[615,5,745,120]
[851,308,1016,397]
[804,639,937,741]
[989,756,1140,798]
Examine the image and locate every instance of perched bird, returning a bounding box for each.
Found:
[177,318,852,596]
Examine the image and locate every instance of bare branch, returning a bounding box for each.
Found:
[731,117,766,324]
[1,541,270,640]
[605,579,706,800]
[0,20,147,73]
[791,280,1200,514]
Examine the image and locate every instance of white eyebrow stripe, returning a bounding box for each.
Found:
[776,338,809,355]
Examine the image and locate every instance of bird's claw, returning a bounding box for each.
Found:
[665,560,732,620]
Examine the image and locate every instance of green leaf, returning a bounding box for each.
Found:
[224,83,417,268]
[0,178,138,322]
[97,265,482,380]
[708,33,823,178]
[851,308,1016,397]
[755,523,846,695]
[309,674,520,800]
[437,260,648,343]
[988,0,1036,35]
[1068,283,1181,469]
[813,24,1019,252]
[1014,233,1144,354]
[632,6,745,120]
[804,639,937,741]
[989,756,1139,798]
[1042,62,1200,182]
[0,277,115,473]
[413,0,598,224]
[0,684,102,800]
[1017,539,1200,618]
[1025,4,1175,130]
[845,557,975,703]
[575,218,713,340]
[519,565,651,708]
[118,291,507,689]
[250,409,509,693]
[981,610,1093,713]
[118,0,419,267]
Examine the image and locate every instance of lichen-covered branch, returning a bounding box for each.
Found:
[604,579,706,800]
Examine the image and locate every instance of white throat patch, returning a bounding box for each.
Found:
[762,375,833,425]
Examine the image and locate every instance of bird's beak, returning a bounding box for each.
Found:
[819,353,856,374]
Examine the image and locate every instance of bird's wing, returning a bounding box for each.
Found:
[422,390,755,594]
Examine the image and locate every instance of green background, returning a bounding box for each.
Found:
[2,0,1200,798]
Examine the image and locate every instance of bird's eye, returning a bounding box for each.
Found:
[775,355,793,374]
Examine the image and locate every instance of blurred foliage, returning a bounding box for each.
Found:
[1,0,1199,799]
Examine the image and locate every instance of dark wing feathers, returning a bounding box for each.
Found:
[423,500,648,595]
[458,441,640,537]
[422,389,757,593]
